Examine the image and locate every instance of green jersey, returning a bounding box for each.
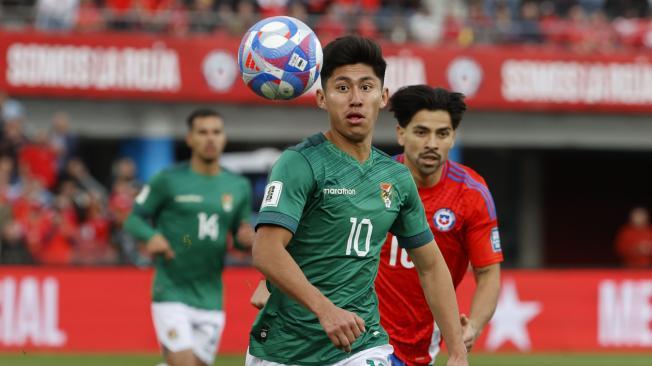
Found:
[250,133,432,365]
[125,162,252,310]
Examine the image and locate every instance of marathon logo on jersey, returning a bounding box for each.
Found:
[222,193,233,212]
[491,227,502,252]
[380,183,393,209]
[434,208,456,232]
[261,181,282,208]
[323,187,356,195]
[174,194,203,203]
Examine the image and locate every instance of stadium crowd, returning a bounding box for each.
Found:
[0,91,148,266]
[0,0,649,51]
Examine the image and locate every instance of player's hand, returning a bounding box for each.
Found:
[250,280,270,309]
[146,234,175,260]
[236,223,255,248]
[460,313,479,352]
[315,302,365,353]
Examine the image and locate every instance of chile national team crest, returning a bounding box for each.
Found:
[434,208,456,232]
[380,183,393,209]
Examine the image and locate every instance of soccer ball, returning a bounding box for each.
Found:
[238,16,323,100]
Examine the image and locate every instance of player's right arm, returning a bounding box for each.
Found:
[253,150,365,353]
[124,173,174,259]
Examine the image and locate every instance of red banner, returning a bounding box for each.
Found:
[0,267,650,353]
[1,31,651,113]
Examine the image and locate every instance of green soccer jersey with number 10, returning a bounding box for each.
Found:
[250,133,433,365]
[126,162,252,311]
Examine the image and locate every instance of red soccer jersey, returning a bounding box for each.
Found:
[376,158,503,366]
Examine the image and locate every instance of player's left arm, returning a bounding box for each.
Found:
[460,263,500,351]
[232,178,254,250]
[460,180,503,351]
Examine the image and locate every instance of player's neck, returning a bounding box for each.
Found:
[407,160,444,188]
[190,156,220,175]
[325,130,371,163]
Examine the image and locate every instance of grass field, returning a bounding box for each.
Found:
[1,353,651,366]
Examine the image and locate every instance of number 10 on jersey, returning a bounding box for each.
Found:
[346,217,373,257]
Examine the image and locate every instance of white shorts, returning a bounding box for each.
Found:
[151,302,225,365]
[245,344,393,366]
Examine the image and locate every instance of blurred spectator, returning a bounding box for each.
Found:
[49,111,79,175]
[34,0,80,31]
[62,158,108,202]
[517,0,544,43]
[0,90,25,128]
[0,120,29,182]
[287,0,310,25]
[75,0,105,32]
[19,128,58,190]
[409,5,442,44]
[315,4,348,43]
[615,207,652,268]
[357,12,380,39]
[257,0,289,18]
[229,0,260,35]
[0,219,33,264]
[75,190,115,264]
[188,0,219,33]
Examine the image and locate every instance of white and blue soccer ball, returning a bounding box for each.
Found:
[238,16,323,100]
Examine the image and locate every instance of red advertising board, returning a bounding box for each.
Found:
[0,267,650,354]
[1,31,651,113]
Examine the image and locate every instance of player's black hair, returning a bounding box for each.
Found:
[186,108,222,129]
[389,85,466,129]
[320,36,387,88]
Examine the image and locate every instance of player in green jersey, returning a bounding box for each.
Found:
[125,108,254,366]
[246,36,467,366]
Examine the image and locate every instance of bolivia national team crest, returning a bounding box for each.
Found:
[434,208,456,232]
[222,194,233,212]
[380,183,393,209]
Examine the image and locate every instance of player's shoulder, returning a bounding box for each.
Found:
[374,148,412,176]
[220,167,251,186]
[446,161,496,215]
[446,161,489,188]
[154,161,190,180]
[288,133,328,156]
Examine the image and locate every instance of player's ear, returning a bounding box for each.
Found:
[316,89,326,110]
[380,87,389,109]
[396,124,406,146]
[185,131,192,148]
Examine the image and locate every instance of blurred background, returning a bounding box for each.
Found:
[0,0,651,364]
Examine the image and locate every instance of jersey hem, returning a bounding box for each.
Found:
[396,229,434,249]
[248,338,389,365]
[255,212,299,234]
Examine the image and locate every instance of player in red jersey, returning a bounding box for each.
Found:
[376,85,503,366]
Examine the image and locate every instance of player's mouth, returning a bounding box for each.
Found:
[345,112,365,125]
[419,153,440,165]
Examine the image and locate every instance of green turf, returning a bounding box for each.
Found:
[1,353,651,366]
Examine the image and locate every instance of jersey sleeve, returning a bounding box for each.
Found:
[256,150,314,234]
[390,176,434,249]
[233,178,253,229]
[124,172,168,242]
[231,178,254,250]
[464,189,504,268]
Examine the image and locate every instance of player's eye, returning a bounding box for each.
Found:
[336,84,348,92]
[361,84,373,91]
[438,130,451,138]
